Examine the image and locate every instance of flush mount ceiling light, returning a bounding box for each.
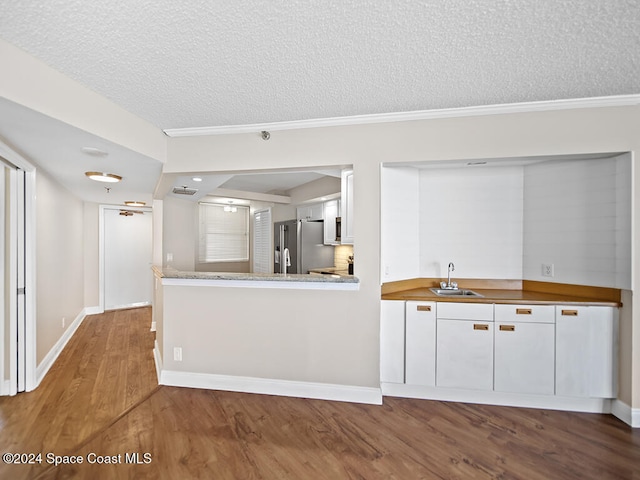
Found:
[85,171,122,183]
[124,201,146,207]
[192,177,203,182]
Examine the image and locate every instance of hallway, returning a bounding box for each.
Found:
[0,307,638,479]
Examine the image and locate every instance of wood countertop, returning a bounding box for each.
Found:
[381,278,622,307]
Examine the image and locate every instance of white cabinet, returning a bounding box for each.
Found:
[405,301,436,386]
[436,303,494,391]
[297,203,323,221]
[323,199,340,245]
[340,169,354,245]
[380,300,405,384]
[494,305,555,395]
[556,306,617,398]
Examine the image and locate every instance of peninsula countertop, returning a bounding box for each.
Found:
[153,266,360,290]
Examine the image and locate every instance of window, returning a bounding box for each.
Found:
[198,203,249,262]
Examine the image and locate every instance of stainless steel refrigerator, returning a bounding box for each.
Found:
[274,220,335,274]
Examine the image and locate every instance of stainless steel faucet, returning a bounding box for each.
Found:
[440,262,458,289]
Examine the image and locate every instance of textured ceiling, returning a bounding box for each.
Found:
[1,0,639,130]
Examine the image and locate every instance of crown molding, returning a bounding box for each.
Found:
[163,94,640,138]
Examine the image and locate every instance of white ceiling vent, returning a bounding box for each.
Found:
[172,186,198,195]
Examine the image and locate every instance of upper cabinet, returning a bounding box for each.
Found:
[296,203,324,221]
[323,199,340,245]
[341,169,354,245]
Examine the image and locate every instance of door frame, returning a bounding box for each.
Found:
[0,140,37,394]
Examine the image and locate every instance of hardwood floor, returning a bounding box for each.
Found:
[1,307,638,479]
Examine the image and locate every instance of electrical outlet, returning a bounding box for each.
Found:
[62,317,66,328]
[173,347,182,362]
[542,263,554,277]
[167,253,174,262]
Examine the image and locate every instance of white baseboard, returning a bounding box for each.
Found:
[611,399,640,428]
[105,301,151,311]
[153,341,163,383]
[84,306,103,315]
[160,370,383,405]
[35,308,87,385]
[382,383,614,415]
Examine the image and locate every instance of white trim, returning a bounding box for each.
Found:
[161,277,360,290]
[163,94,640,137]
[150,321,156,332]
[381,383,614,415]
[153,340,163,384]
[105,301,152,311]
[84,306,104,315]
[35,308,87,386]
[23,169,36,391]
[160,370,383,405]
[611,399,640,428]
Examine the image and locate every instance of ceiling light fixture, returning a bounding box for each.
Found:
[124,201,146,207]
[192,177,203,182]
[85,171,122,183]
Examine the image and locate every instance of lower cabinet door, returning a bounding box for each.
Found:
[405,301,436,386]
[494,322,555,395]
[556,306,616,398]
[436,319,493,391]
[380,300,406,383]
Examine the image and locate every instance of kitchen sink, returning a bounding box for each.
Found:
[430,288,484,297]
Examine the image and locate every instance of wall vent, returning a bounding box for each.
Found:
[172,186,198,195]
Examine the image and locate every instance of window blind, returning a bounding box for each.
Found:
[198,203,249,262]
[253,208,272,273]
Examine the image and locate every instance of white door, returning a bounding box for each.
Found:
[103,207,153,310]
[0,163,26,395]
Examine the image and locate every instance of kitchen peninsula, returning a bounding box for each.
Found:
[151,266,380,405]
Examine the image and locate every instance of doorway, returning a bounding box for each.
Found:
[100,205,153,311]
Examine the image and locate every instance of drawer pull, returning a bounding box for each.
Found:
[416,305,432,312]
[500,325,515,332]
[516,308,532,315]
[561,309,578,316]
[473,324,489,331]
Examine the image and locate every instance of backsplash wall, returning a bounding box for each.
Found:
[522,153,631,289]
[418,166,525,280]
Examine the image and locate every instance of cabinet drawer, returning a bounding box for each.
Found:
[436,302,493,321]
[494,304,555,324]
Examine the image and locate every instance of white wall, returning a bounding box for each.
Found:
[419,166,524,280]
[380,167,420,282]
[162,196,196,271]
[165,104,640,405]
[36,170,84,364]
[83,202,100,308]
[523,154,631,289]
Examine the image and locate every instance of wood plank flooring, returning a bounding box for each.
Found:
[1,307,638,479]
